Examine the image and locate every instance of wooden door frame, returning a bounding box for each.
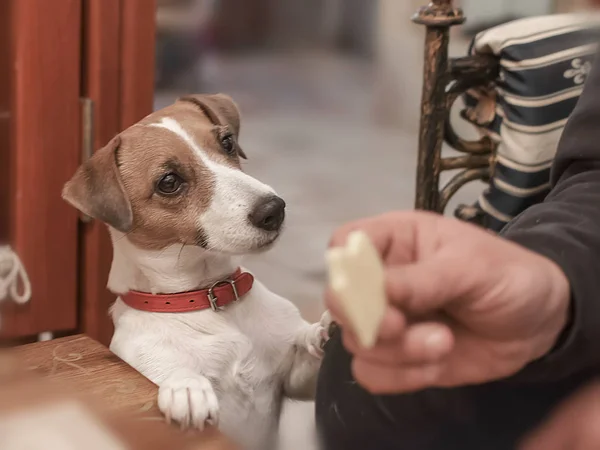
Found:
[0,1,11,243]
[1,0,82,338]
[81,0,156,346]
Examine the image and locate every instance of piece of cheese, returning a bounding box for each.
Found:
[326,230,386,348]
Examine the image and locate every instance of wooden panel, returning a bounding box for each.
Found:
[80,0,156,346]
[1,0,81,337]
[80,0,122,346]
[0,1,11,243]
[120,0,157,128]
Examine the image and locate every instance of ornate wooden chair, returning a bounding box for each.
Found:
[413,1,599,230]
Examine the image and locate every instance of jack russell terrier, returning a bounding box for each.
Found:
[62,94,331,450]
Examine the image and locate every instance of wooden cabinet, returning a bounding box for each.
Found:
[0,0,156,346]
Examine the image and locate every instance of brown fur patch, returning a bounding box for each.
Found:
[115,124,215,250]
[62,137,133,233]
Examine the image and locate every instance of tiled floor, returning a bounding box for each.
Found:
[154,37,483,449]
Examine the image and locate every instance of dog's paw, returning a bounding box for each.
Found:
[320,310,334,348]
[158,373,219,430]
[305,311,333,359]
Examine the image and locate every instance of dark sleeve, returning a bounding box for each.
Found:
[500,55,600,381]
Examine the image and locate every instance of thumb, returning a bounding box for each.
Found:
[385,255,470,315]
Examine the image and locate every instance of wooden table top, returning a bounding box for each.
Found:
[0,334,237,450]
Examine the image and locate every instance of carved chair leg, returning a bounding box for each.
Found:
[413,1,498,218]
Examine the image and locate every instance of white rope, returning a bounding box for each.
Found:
[0,245,32,305]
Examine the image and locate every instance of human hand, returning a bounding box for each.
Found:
[325,211,570,394]
[520,381,600,450]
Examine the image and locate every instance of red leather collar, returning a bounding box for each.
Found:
[121,269,254,313]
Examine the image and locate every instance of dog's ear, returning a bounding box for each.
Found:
[178,94,248,159]
[62,136,133,232]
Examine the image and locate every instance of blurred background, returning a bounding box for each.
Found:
[151,1,589,447]
[153,0,583,325]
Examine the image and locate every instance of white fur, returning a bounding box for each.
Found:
[108,118,329,450]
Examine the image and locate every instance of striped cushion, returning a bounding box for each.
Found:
[462,14,600,231]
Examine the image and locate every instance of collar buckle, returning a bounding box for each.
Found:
[207,278,239,312]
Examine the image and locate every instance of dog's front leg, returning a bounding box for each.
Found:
[111,336,220,430]
[283,311,332,400]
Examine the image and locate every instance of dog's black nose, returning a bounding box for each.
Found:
[249,196,286,231]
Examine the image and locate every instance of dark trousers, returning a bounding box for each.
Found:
[315,329,594,450]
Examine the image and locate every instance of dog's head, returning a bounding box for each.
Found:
[62,94,285,254]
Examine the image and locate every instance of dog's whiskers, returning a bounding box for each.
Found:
[113,226,140,243]
[155,246,172,259]
[176,243,186,272]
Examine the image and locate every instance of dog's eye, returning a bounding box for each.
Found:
[157,173,184,195]
[221,133,236,155]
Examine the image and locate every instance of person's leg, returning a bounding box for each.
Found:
[316,329,596,450]
[316,329,447,450]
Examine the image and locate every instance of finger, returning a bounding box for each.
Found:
[351,359,443,395]
[328,211,439,264]
[376,307,407,341]
[384,257,469,315]
[328,212,401,250]
[340,307,407,348]
[345,322,454,365]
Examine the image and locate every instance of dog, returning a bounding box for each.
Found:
[62,94,331,450]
